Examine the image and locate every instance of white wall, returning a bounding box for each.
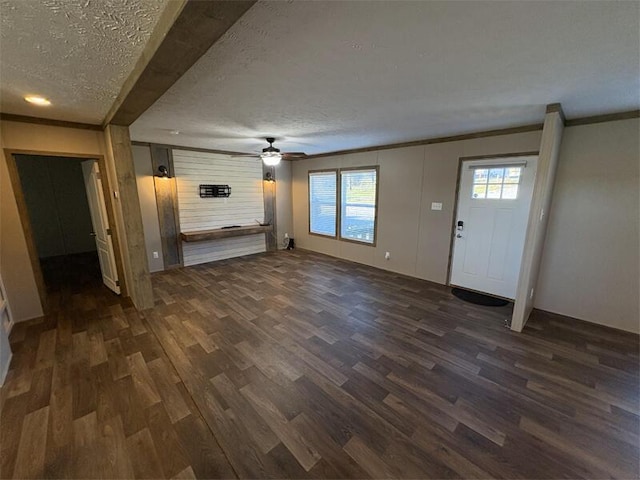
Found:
[173,149,266,266]
[292,131,542,283]
[535,118,639,333]
[132,145,165,273]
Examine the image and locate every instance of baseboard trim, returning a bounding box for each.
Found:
[531,308,639,336]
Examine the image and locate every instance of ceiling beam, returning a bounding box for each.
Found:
[104,0,256,128]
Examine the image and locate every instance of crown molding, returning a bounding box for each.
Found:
[0,113,102,131]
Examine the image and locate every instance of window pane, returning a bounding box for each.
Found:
[487,184,502,199]
[341,169,377,244]
[504,167,521,183]
[473,169,488,183]
[502,184,518,199]
[309,171,337,236]
[488,168,504,183]
[472,184,486,199]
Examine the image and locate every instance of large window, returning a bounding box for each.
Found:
[309,170,337,236]
[308,166,378,245]
[340,168,377,244]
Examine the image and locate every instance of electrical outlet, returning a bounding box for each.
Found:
[153,251,159,259]
[431,202,443,211]
[385,251,390,260]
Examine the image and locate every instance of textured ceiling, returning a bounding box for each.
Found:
[130,0,640,155]
[0,0,169,124]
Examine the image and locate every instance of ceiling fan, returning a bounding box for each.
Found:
[235,137,307,166]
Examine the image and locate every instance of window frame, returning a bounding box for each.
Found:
[338,166,379,246]
[307,165,379,247]
[308,169,338,238]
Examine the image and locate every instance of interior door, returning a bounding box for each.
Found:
[81,161,120,294]
[450,156,537,299]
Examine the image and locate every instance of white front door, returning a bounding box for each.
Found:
[450,156,537,299]
[81,161,121,294]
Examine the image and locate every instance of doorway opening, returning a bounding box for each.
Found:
[10,154,121,302]
[448,154,538,303]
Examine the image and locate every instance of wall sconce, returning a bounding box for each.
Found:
[156,165,171,178]
[264,171,275,182]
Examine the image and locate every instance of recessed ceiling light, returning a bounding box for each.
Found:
[24,95,51,106]
[170,130,180,135]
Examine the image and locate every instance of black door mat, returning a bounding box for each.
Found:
[451,287,509,307]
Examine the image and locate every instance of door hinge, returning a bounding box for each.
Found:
[106,228,112,236]
[96,171,101,180]
[115,280,120,287]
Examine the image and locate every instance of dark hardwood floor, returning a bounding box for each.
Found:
[2,250,638,479]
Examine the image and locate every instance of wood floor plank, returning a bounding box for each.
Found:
[126,428,165,479]
[145,403,193,478]
[147,358,192,423]
[12,405,49,479]
[104,338,131,381]
[34,329,57,370]
[98,414,135,479]
[128,351,162,408]
[88,331,108,367]
[173,414,237,480]
[343,435,398,479]
[172,466,196,479]
[211,373,280,454]
[240,382,321,471]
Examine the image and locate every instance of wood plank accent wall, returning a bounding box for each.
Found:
[149,146,182,268]
[172,150,266,266]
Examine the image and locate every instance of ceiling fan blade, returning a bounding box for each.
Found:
[232,154,261,158]
[282,152,308,158]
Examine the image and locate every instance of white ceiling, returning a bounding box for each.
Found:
[0,0,169,124]
[130,0,640,156]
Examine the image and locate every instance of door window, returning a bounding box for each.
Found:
[472,167,522,199]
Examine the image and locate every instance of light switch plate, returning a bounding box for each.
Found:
[431,202,443,211]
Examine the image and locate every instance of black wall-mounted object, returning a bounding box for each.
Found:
[156,165,171,178]
[199,184,231,198]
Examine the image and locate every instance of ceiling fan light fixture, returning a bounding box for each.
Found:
[261,151,282,166]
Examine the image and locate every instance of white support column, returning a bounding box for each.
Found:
[511,104,565,332]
